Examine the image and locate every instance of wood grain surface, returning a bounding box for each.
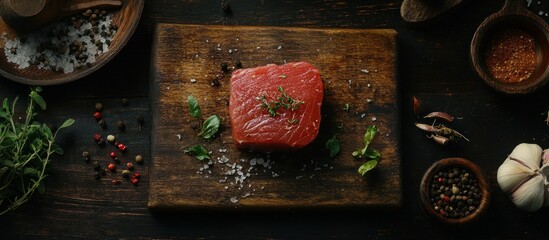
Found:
[148,24,401,210]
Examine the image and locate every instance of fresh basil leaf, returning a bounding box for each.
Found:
[184,145,210,161]
[358,160,378,176]
[58,119,75,130]
[200,115,220,139]
[353,125,378,158]
[29,91,46,110]
[187,95,201,118]
[363,149,380,159]
[326,135,340,158]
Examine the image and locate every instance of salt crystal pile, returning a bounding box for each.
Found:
[2,9,117,74]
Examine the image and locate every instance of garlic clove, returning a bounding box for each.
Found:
[543,149,549,165]
[498,158,537,193]
[540,163,549,185]
[511,174,545,212]
[508,143,543,171]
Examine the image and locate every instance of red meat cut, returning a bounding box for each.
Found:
[229,62,324,151]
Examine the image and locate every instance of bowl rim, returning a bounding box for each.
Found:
[419,157,491,225]
[0,0,145,86]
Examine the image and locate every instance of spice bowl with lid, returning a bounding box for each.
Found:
[419,158,490,225]
[470,0,549,94]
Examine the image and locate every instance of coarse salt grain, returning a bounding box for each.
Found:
[2,11,116,73]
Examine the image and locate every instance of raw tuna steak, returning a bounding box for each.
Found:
[229,62,324,151]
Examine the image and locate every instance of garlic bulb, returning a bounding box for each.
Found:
[497,143,549,212]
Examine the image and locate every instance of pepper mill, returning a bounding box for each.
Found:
[0,0,122,33]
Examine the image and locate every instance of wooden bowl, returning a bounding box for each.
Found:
[470,0,549,94]
[400,0,468,26]
[0,0,144,85]
[419,157,490,225]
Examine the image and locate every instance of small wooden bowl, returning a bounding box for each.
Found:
[419,157,490,225]
[470,0,549,94]
[0,0,144,85]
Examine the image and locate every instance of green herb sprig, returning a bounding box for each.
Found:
[199,115,220,140]
[187,95,201,118]
[186,95,221,140]
[0,87,74,215]
[353,125,381,176]
[326,135,341,158]
[184,145,211,161]
[257,86,304,117]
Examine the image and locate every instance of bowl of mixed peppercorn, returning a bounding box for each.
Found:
[420,158,490,225]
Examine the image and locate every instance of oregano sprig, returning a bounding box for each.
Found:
[0,87,74,215]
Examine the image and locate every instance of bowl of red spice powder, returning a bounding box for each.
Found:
[419,158,491,225]
[470,0,549,94]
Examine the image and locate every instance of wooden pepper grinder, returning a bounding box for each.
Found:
[0,0,122,33]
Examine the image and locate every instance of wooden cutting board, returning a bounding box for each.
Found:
[148,24,401,211]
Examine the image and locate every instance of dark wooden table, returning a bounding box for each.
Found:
[1,1,549,239]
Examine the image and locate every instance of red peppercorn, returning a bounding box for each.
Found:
[112,179,121,185]
[108,163,116,171]
[109,151,117,159]
[437,177,443,183]
[93,111,102,120]
[126,162,134,170]
[443,195,450,202]
[94,133,102,142]
[133,172,140,179]
[117,143,127,152]
[130,177,139,185]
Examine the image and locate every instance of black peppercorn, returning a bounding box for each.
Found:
[98,119,106,129]
[117,120,125,131]
[235,60,242,69]
[221,62,229,72]
[429,167,481,218]
[211,76,221,86]
[92,161,100,171]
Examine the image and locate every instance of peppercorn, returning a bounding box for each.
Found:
[429,167,481,218]
[97,139,105,146]
[122,98,128,106]
[112,179,121,185]
[122,169,131,178]
[211,76,221,86]
[135,155,143,164]
[117,120,125,131]
[93,133,102,142]
[98,119,106,129]
[95,102,103,112]
[107,163,116,171]
[109,151,117,159]
[235,60,242,69]
[92,161,100,171]
[221,62,229,72]
[107,134,116,143]
[93,111,102,120]
[130,177,139,185]
[114,157,120,164]
[117,143,127,152]
[82,151,90,160]
[133,172,141,179]
[126,162,134,170]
